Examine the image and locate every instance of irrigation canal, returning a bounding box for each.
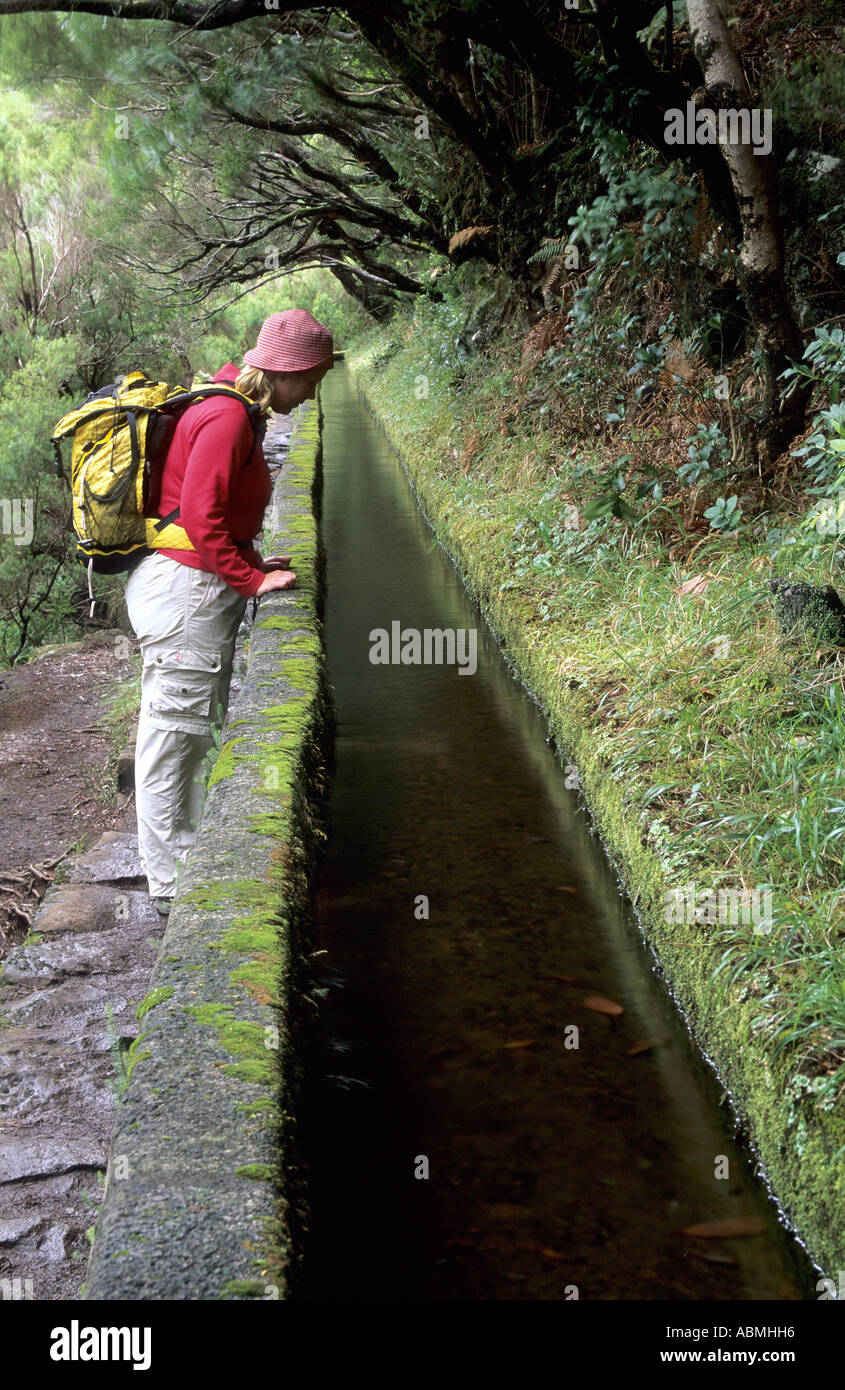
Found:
[297,363,815,1302]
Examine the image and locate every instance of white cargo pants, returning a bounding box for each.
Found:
[125,552,248,898]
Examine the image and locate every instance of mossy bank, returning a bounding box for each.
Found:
[347,334,845,1281]
[84,401,330,1301]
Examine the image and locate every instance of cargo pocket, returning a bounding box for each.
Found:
[147,648,223,733]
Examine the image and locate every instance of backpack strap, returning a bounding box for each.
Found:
[152,387,265,533]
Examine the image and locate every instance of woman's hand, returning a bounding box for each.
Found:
[259,553,291,572]
[255,568,297,595]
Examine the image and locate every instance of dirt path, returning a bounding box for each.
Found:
[0,630,137,958]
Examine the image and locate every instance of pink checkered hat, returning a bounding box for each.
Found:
[243,309,334,373]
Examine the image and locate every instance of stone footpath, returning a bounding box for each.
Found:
[0,403,297,1301]
[0,408,296,1302]
[0,831,164,1300]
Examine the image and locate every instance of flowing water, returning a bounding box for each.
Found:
[297,364,816,1302]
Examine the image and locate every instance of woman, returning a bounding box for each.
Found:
[125,308,334,914]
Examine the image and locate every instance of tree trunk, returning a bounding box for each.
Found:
[687,0,810,467]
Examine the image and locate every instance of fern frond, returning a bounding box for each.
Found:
[527,236,568,266]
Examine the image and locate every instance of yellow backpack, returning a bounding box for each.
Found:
[52,369,263,613]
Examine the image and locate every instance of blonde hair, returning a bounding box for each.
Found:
[235,365,277,412]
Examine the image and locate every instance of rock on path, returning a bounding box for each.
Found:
[0,830,165,1301]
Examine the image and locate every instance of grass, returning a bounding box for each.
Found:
[93,653,142,808]
[73,649,142,813]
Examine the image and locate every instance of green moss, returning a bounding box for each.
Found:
[220,1279,268,1299]
[181,879,282,921]
[254,621,319,647]
[207,734,249,788]
[135,986,174,1022]
[254,700,313,731]
[204,672,318,783]
[234,1163,274,1181]
[236,1096,278,1117]
[186,1003,276,1088]
[221,1059,275,1085]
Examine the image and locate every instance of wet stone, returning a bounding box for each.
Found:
[2,929,142,985]
[0,1041,117,1140]
[0,1214,43,1245]
[31,884,156,936]
[69,831,145,885]
[0,1169,100,1300]
[0,825,163,1300]
[1,979,139,1035]
[0,1136,107,1185]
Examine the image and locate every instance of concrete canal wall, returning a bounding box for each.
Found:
[84,401,329,1300]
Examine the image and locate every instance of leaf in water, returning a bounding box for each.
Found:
[539,1247,566,1261]
[555,886,577,894]
[584,995,624,1016]
[628,1039,663,1056]
[502,1039,535,1050]
[682,1217,766,1238]
[427,1044,466,1062]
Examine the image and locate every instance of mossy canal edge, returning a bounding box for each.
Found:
[84,401,331,1301]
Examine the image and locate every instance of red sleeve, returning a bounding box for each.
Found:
[178,403,265,598]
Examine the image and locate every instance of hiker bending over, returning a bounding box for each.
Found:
[125,309,334,914]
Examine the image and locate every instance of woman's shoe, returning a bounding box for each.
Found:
[152,897,174,916]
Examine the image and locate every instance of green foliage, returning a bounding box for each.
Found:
[0,335,84,663]
[785,325,845,496]
[680,422,730,487]
[767,51,845,160]
[566,110,699,306]
[105,1004,131,1104]
[703,494,742,532]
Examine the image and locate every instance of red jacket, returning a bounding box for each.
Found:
[156,362,271,597]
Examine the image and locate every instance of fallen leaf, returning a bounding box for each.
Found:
[584,995,624,1017]
[426,1045,466,1062]
[682,1217,766,1238]
[555,886,577,894]
[539,1247,566,1262]
[502,1039,535,1050]
[674,573,713,599]
[539,973,596,988]
[628,1039,663,1056]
